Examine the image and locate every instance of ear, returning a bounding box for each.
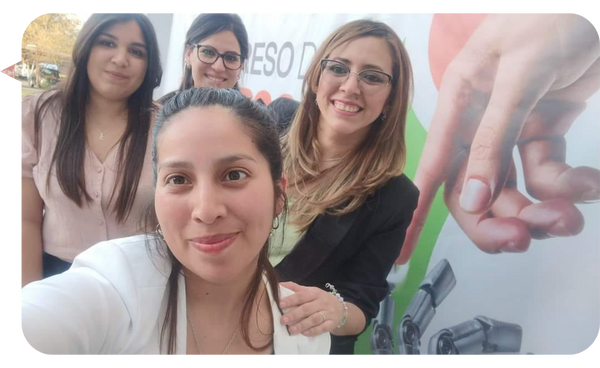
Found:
[275,174,288,216]
[382,105,390,117]
[310,67,321,94]
[184,47,193,66]
[311,76,319,94]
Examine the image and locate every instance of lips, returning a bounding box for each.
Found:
[334,101,361,112]
[205,74,226,84]
[190,233,238,254]
[106,71,128,80]
[332,100,362,115]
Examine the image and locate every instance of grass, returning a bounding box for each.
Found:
[22,87,41,97]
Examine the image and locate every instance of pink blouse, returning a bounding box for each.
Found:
[22,92,154,262]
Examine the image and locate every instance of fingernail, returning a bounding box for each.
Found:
[280,302,287,309]
[281,317,289,324]
[289,326,297,334]
[460,179,491,213]
[548,221,573,237]
[501,241,525,253]
[581,189,600,202]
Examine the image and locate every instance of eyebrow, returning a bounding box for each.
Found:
[197,44,241,56]
[335,57,385,72]
[99,32,147,49]
[217,154,257,166]
[158,160,194,171]
[158,155,257,171]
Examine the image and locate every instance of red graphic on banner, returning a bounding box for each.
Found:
[238,88,294,106]
[429,14,487,90]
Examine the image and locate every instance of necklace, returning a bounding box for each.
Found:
[88,111,127,140]
[94,125,114,140]
[321,150,350,163]
[186,309,239,358]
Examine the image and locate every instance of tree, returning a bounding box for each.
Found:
[22,14,81,87]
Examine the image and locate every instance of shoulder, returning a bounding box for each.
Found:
[272,285,331,358]
[379,173,419,199]
[22,89,60,113]
[368,174,419,213]
[72,234,170,289]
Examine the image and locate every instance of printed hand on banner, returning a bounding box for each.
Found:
[398,14,600,262]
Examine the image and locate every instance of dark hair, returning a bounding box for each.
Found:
[177,14,249,97]
[34,13,163,223]
[143,87,285,354]
[267,97,300,136]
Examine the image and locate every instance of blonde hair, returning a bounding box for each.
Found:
[283,19,413,233]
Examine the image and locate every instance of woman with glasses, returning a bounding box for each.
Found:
[159,14,247,103]
[272,20,419,354]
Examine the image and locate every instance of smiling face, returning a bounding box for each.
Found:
[154,106,277,285]
[87,20,148,102]
[185,30,242,89]
[315,36,393,142]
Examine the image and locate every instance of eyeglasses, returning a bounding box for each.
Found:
[320,59,392,93]
[192,44,243,71]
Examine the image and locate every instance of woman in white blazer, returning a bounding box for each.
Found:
[22,88,330,355]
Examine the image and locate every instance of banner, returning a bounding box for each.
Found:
[158,13,600,354]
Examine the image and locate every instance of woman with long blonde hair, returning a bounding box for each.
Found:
[273,19,419,354]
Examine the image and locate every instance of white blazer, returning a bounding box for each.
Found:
[22,235,330,354]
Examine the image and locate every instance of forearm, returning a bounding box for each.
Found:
[330,301,366,336]
[19,220,43,288]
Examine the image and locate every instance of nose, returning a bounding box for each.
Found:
[111,47,129,67]
[340,72,361,95]
[211,56,227,73]
[191,181,227,224]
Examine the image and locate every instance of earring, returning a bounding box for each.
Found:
[381,112,387,122]
[272,216,280,230]
[156,223,164,239]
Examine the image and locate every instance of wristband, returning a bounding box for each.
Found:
[325,282,348,329]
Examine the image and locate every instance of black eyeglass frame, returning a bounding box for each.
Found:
[192,44,244,71]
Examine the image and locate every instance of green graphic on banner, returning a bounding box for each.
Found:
[355,107,450,354]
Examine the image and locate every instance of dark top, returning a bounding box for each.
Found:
[275,174,419,354]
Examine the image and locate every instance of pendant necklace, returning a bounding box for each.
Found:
[186,307,239,354]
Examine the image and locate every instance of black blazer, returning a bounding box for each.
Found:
[275,174,419,354]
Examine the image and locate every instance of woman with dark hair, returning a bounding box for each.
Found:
[22,88,330,354]
[22,13,163,286]
[267,97,300,136]
[158,13,248,103]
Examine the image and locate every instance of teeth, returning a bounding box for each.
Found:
[207,75,225,82]
[334,101,360,113]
